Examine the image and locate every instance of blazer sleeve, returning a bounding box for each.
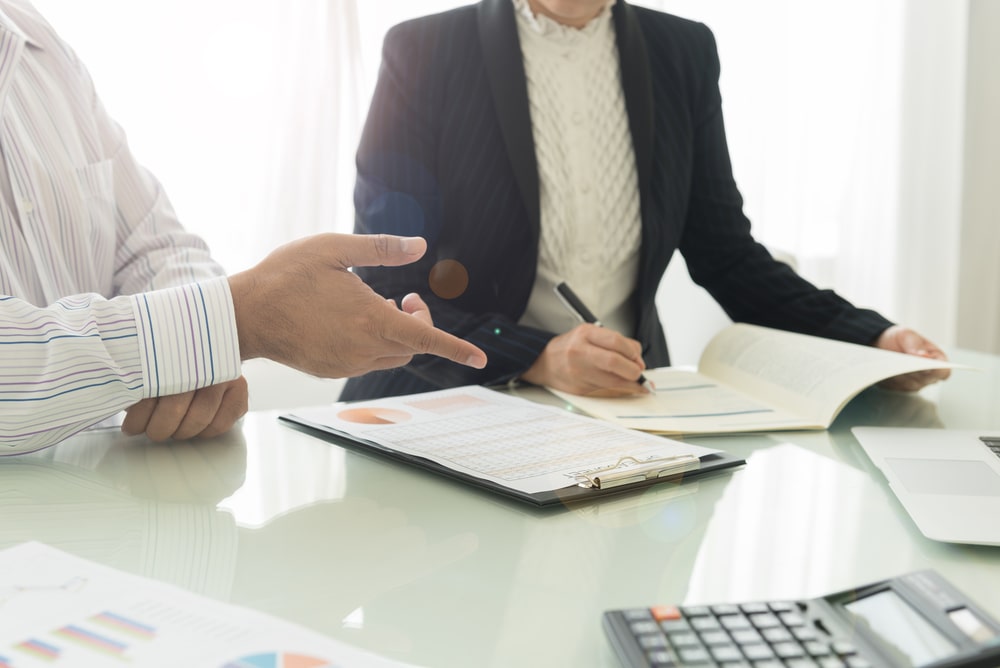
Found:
[677,23,893,346]
[352,19,555,389]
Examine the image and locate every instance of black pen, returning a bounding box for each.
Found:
[553,281,651,389]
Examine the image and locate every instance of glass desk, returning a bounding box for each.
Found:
[2,349,998,667]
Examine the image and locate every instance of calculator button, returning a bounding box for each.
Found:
[638,634,668,650]
[761,627,794,643]
[710,645,744,662]
[844,658,873,668]
[773,641,806,659]
[624,608,654,621]
[769,601,797,613]
[730,629,763,645]
[660,619,690,633]
[780,611,806,627]
[748,613,781,628]
[690,616,722,632]
[700,630,732,646]
[719,663,751,668]
[749,660,783,668]
[668,631,701,647]
[792,626,818,641]
[652,605,683,621]
[677,646,712,664]
[720,615,752,631]
[630,621,660,635]
[803,640,831,656]
[786,659,820,668]
[831,641,858,656]
[712,604,742,616]
[682,606,712,617]
[740,602,770,614]
[647,650,676,667]
[817,658,846,668]
[740,643,775,661]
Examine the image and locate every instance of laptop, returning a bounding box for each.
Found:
[852,427,1000,546]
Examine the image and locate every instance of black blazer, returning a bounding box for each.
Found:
[342,0,891,400]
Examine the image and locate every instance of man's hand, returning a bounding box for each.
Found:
[521,323,648,397]
[228,234,487,378]
[122,377,249,441]
[875,325,951,391]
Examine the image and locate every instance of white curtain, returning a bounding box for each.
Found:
[32,0,968,345]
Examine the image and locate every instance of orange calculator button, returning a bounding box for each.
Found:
[650,605,681,621]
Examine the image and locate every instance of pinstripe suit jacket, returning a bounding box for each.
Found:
[341,0,892,401]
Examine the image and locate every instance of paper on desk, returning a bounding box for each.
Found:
[0,541,413,667]
[287,385,718,495]
[550,324,962,435]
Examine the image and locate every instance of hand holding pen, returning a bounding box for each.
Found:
[518,282,652,397]
[554,282,652,390]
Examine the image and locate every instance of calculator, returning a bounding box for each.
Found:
[603,570,1000,667]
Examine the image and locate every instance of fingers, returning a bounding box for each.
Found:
[875,326,951,391]
[123,392,195,442]
[331,234,428,269]
[400,293,433,326]
[381,306,487,369]
[121,378,249,442]
[521,325,649,396]
[122,398,157,436]
[194,379,250,438]
[880,368,951,392]
[582,324,646,368]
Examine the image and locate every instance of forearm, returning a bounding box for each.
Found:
[0,278,241,454]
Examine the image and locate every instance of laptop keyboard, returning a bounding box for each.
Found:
[980,436,1000,460]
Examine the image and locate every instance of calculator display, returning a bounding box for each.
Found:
[843,589,956,666]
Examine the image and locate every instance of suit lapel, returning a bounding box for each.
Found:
[613,1,653,219]
[478,0,540,242]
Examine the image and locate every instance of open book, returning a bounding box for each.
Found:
[550,324,959,435]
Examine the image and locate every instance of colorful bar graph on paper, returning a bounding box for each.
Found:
[223,652,335,668]
[14,638,60,661]
[53,624,127,657]
[90,611,156,640]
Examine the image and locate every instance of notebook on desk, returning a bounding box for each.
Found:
[852,427,1000,546]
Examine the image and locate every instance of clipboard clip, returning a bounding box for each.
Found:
[575,454,701,490]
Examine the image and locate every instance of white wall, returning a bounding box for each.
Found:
[957,0,1000,354]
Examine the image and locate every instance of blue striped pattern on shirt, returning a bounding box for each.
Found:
[0,2,241,453]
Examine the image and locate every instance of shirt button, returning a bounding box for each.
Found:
[21,200,34,213]
[580,183,592,195]
[572,111,584,124]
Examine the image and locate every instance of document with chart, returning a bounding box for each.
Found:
[0,541,412,668]
[282,386,743,505]
[551,324,960,435]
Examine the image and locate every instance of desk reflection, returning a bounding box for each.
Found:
[0,427,247,599]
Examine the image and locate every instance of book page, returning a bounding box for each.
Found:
[550,324,958,434]
[698,324,956,425]
[286,386,719,495]
[549,368,809,434]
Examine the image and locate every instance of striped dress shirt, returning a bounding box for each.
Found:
[0,1,242,454]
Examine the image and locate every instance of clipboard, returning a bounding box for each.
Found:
[278,387,744,507]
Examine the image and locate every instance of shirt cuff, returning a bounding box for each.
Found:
[130,277,242,398]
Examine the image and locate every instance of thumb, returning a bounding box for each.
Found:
[332,234,427,269]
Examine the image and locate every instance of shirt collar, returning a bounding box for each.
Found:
[512,0,616,37]
[0,4,43,48]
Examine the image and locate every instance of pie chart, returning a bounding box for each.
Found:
[223,652,338,668]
